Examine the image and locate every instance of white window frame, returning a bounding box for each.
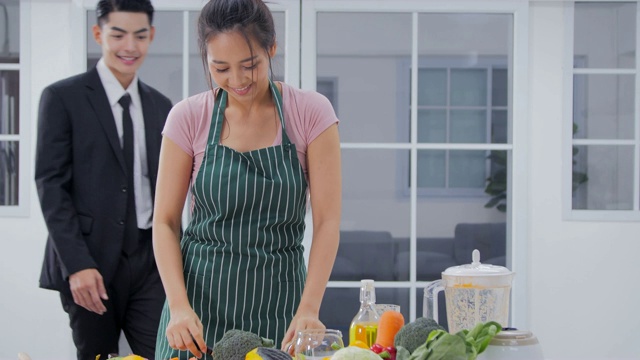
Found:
[302,0,530,330]
[0,0,30,217]
[563,1,640,221]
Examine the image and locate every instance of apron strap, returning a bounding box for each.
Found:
[208,89,227,146]
[207,81,291,147]
[269,80,291,146]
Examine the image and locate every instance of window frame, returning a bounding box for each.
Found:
[0,0,30,217]
[563,1,640,221]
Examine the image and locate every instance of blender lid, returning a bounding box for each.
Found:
[442,249,512,276]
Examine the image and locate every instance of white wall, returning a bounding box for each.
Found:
[529,2,640,359]
[1,1,640,359]
[0,2,77,360]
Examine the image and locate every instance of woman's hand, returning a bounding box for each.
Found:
[281,311,326,352]
[166,304,207,359]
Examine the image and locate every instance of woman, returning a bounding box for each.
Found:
[152,0,341,358]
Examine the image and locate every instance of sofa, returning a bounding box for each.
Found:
[330,222,507,282]
[321,222,506,336]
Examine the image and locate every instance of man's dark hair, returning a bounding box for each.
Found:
[96,0,155,27]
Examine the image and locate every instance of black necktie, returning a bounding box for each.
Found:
[118,94,138,255]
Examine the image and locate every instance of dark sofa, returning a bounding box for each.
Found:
[321,222,506,337]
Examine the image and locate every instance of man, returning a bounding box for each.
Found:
[35,1,171,358]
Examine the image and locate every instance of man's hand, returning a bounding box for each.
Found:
[68,268,108,314]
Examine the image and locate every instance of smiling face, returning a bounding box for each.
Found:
[206,30,276,107]
[93,11,155,89]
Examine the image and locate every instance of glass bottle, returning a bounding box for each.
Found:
[349,279,380,347]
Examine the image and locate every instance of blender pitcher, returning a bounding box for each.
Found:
[423,249,514,333]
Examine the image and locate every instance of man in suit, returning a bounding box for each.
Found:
[35,1,172,358]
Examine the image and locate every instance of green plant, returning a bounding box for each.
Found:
[483,151,507,213]
[484,123,588,212]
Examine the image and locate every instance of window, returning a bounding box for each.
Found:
[0,0,25,215]
[567,2,640,219]
[308,3,523,334]
[399,59,508,199]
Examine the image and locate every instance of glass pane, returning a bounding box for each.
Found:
[573,74,634,139]
[450,110,486,143]
[451,69,487,107]
[0,70,19,134]
[272,11,285,81]
[138,11,184,105]
[418,13,512,146]
[492,68,508,107]
[574,2,636,69]
[320,287,410,345]
[0,141,18,205]
[418,69,447,106]
[491,110,508,143]
[87,11,184,104]
[337,149,410,282]
[418,109,446,143]
[189,11,209,96]
[417,150,445,188]
[572,145,634,210]
[0,1,20,63]
[413,184,508,282]
[417,149,496,190]
[317,12,412,143]
[449,150,487,188]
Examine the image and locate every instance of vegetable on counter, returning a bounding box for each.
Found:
[370,310,404,360]
[330,346,384,360]
[370,344,397,360]
[375,311,405,348]
[393,318,445,354]
[245,347,292,360]
[211,329,275,360]
[395,321,502,360]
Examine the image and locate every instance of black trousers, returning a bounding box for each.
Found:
[60,229,165,360]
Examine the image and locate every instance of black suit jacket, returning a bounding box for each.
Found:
[35,67,172,292]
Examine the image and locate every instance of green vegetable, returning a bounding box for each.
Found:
[395,321,501,360]
[394,317,445,354]
[331,341,344,350]
[212,329,274,360]
[330,346,383,360]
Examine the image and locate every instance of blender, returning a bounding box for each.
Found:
[423,249,514,333]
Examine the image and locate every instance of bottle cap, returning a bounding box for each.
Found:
[360,279,376,304]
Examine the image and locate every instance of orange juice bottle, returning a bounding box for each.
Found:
[349,279,379,347]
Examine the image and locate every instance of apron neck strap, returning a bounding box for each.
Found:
[208,81,291,146]
[269,80,291,145]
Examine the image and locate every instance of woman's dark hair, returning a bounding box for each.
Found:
[197,0,276,90]
[96,0,155,27]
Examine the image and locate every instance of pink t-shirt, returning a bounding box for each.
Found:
[162,82,339,186]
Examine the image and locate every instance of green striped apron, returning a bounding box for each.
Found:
[155,81,308,360]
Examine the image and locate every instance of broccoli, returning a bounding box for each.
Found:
[211,329,274,360]
[393,317,445,354]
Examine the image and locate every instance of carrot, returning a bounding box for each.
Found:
[375,310,405,348]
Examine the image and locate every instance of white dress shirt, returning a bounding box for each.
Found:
[96,58,153,229]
